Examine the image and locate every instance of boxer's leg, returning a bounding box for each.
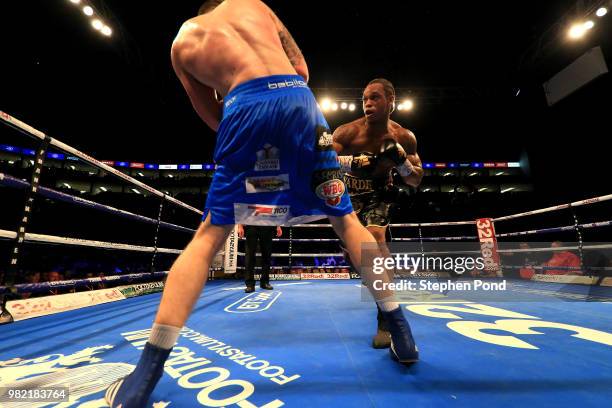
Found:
[106,214,233,408]
[329,212,418,364]
[367,225,392,348]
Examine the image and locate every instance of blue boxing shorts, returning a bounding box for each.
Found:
[203,75,353,225]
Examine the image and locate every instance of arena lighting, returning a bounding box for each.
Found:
[131,188,141,194]
[320,98,332,111]
[348,103,356,111]
[91,19,103,31]
[83,6,94,16]
[63,183,72,189]
[101,26,113,37]
[397,104,404,111]
[596,7,608,17]
[568,22,588,39]
[495,171,505,176]
[69,0,81,4]
[501,187,515,193]
[402,99,414,110]
[478,187,488,192]
[584,20,595,30]
[340,102,348,110]
[99,186,108,192]
[331,102,338,111]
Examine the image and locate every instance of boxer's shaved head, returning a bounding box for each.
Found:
[199,0,225,15]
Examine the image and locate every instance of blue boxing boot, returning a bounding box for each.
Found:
[105,343,172,408]
[380,307,419,365]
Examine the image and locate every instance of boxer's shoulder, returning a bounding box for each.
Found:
[333,119,363,147]
[388,121,416,145]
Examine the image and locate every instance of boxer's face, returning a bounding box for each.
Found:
[362,83,393,123]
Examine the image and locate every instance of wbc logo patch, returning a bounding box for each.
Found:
[316,179,345,207]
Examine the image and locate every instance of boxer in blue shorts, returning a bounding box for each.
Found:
[106,1,418,406]
[203,75,353,226]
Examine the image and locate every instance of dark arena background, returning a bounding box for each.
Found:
[0,1,611,407]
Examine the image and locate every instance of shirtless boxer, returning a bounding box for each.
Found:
[334,78,423,348]
[106,2,417,407]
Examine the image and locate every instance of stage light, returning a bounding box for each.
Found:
[583,20,595,30]
[403,99,414,110]
[596,7,607,17]
[331,102,338,111]
[568,22,587,39]
[101,26,112,36]
[69,0,81,4]
[91,19,103,31]
[348,103,356,111]
[320,98,331,111]
[83,6,94,16]
[340,102,348,110]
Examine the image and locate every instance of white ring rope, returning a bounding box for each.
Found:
[0,228,182,254]
[0,110,203,216]
[493,194,612,222]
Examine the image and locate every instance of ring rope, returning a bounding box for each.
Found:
[493,194,612,222]
[0,173,196,234]
[496,220,612,238]
[0,110,203,216]
[0,228,182,254]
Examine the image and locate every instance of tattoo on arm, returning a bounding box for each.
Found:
[278,22,304,67]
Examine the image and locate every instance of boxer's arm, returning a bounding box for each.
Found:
[332,124,353,155]
[171,40,223,132]
[270,11,309,82]
[333,124,359,172]
[397,129,423,187]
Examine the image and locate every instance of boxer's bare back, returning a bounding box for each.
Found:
[171,0,308,130]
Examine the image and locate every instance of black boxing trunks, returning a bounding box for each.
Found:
[344,173,395,227]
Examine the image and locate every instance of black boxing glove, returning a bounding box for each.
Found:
[337,152,377,177]
[378,139,413,177]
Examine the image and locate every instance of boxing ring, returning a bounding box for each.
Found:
[1,111,612,407]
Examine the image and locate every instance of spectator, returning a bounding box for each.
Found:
[543,241,582,275]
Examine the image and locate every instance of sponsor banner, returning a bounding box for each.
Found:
[315,125,333,151]
[531,274,599,285]
[224,226,238,274]
[475,218,502,276]
[254,144,280,171]
[245,174,290,193]
[118,281,165,298]
[224,291,282,313]
[601,277,612,287]
[300,272,351,280]
[234,203,291,225]
[6,288,125,321]
[254,274,302,281]
[267,78,307,90]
